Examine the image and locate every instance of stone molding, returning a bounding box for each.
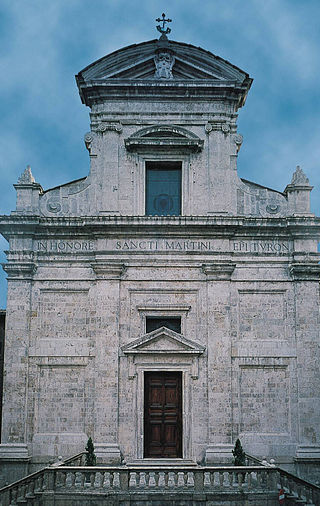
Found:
[2,262,37,280]
[125,125,203,153]
[205,444,234,464]
[91,261,126,280]
[0,444,30,461]
[289,263,320,281]
[295,445,320,460]
[202,262,235,280]
[94,443,121,464]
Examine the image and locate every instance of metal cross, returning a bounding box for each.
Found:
[156,13,172,35]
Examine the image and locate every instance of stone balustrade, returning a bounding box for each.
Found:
[1,465,319,505]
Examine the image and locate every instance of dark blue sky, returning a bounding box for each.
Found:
[1,0,320,307]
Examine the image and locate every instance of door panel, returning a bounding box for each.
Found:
[144,372,182,458]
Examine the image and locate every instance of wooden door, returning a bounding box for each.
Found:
[144,371,182,458]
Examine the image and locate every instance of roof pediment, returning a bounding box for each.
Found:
[77,39,249,82]
[122,326,205,355]
[76,39,252,107]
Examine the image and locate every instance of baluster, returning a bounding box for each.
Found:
[227,471,233,488]
[148,471,156,487]
[247,471,252,490]
[80,471,86,488]
[256,470,262,488]
[28,479,35,497]
[93,472,100,488]
[89,472,95,487]
[104,472,111,488]
[187,472,194,487]
[129,472,137,488]
[66,472,73,487]
[167,472,175,487]
[10,487,18,505]
[158,471,165,488]
[74,471,82,488]
[237,471,243,489]
[39,474,44,491]
[177,472,185,487]
[204,471,211,487]
[69,471,76,488]
[305,486,311,503]
[113,471,120,488]
[61,471,67,487]
[219,471,224,487]
[98,471,105,488]
[138,471,147,488]
[296,484,302,500]
[19,483,26,500]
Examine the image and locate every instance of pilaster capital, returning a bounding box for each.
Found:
[202,261,235,280]
[91,261,126,280]
[289,263,320,281]
[2,262,37,280]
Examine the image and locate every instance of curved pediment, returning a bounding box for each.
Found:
[77,39,249,83]
[124,124,203,152]
[122,327,205,355]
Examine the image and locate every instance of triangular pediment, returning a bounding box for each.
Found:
[122,327,205,355]
[77,39,250,83]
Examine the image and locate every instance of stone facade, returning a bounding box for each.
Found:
[0,32,319,483]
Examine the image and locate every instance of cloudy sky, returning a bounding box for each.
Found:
[0,0,320,307]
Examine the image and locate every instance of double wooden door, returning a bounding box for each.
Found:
[144,371,182,458]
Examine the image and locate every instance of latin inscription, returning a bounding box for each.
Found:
[37,240,95,251]
[36,239,291,254]
[114,240,214,251]
[232,240,290,253]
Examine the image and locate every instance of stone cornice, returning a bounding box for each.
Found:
[289,263,320,281]
[78,79,251,108]
[0,215,320,239]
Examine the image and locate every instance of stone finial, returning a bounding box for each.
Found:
[291,165,310,186]
[17,165,35,184]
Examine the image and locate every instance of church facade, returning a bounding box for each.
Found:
[0,24,319,481]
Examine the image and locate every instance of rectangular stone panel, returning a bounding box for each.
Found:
[39,290,88,339]
[240,366,289,434]
[37,366,86,433]
[239,291,286,340]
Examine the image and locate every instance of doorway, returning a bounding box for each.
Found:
[144,371,182,458]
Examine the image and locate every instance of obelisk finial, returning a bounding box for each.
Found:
[156,13,172,39]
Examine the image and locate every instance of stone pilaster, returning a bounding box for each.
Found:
[94,123,122,214]
[91,261,126,463]
[290,263,320,461]
[0,260,35,461]
[202,262,235,463]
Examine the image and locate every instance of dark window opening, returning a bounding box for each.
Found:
[146,316,181,334]
[145,161,182,216]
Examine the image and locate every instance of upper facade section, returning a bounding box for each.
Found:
[76,37,252,108]
[8,27,315,220]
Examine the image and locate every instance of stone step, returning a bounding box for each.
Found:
[126,459,197,468]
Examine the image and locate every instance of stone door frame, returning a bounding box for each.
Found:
[136,363,192,460]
